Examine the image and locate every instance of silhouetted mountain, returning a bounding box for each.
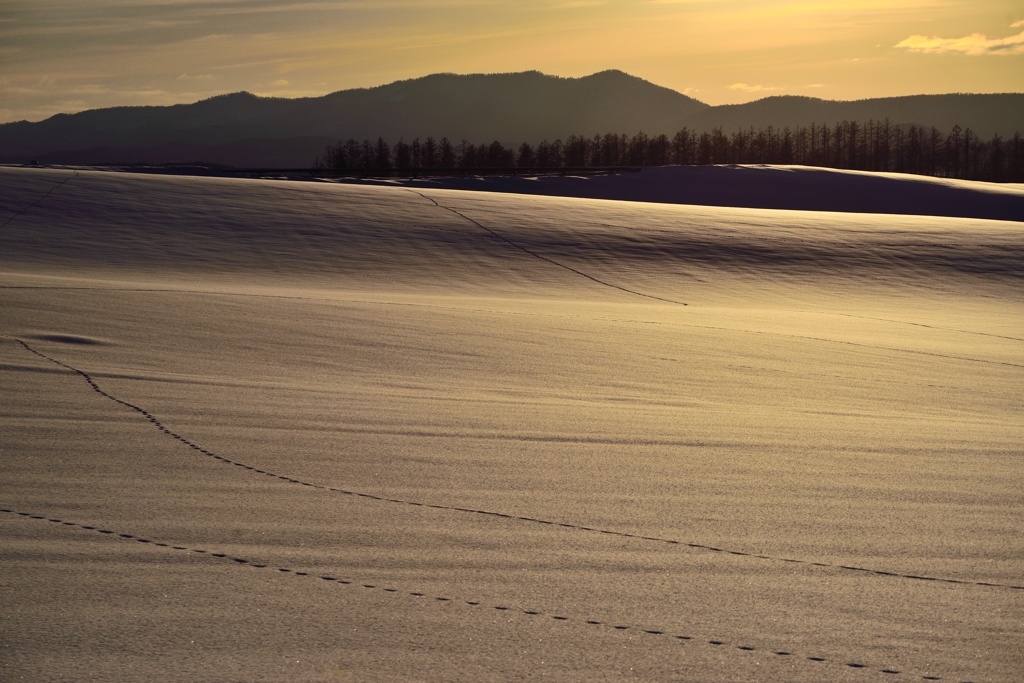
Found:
[0,71,706,166]
[683,94,1023,138]
[25,137,337,169]
[1,71,1020,167]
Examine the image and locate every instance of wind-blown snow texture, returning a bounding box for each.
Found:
[1,166,1021,682]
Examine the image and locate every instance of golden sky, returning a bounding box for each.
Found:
[2,0,1022,123]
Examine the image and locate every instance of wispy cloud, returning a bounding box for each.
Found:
[176,73,215,82]
[895,23,1024,56]
[728,82,784,93]
[549,1,608,7]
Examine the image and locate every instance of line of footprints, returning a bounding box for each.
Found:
[2,508,977,683]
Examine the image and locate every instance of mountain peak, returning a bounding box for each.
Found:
[197,91,259,103]
[1,71,1020,167]
[584,69,636,80]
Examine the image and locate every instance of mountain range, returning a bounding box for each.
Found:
[2,70,1021,168]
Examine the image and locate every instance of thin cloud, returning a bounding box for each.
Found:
[895,24,1024,56]
[728,82,783,93]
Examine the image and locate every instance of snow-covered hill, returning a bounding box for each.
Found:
[2,167,1021,682]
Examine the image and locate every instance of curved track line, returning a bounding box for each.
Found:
[407,189,689,306]
[9,336,1021,592]
[830,312,1024,344]
[1,507,977,683]
[1,171,78,230]
[737,328,1024,369]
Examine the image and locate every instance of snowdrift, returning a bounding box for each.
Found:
[1,166,1021,682]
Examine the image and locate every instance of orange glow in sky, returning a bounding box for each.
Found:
[1,0,1022,122]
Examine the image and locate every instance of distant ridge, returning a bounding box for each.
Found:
[1,71,1020,167]
[684,93,1024,140]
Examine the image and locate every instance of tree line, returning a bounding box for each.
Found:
[316,121,1024,182]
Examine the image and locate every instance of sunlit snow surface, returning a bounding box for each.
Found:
[1,166,1021,682]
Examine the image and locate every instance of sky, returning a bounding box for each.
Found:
[2,0,1022,123]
